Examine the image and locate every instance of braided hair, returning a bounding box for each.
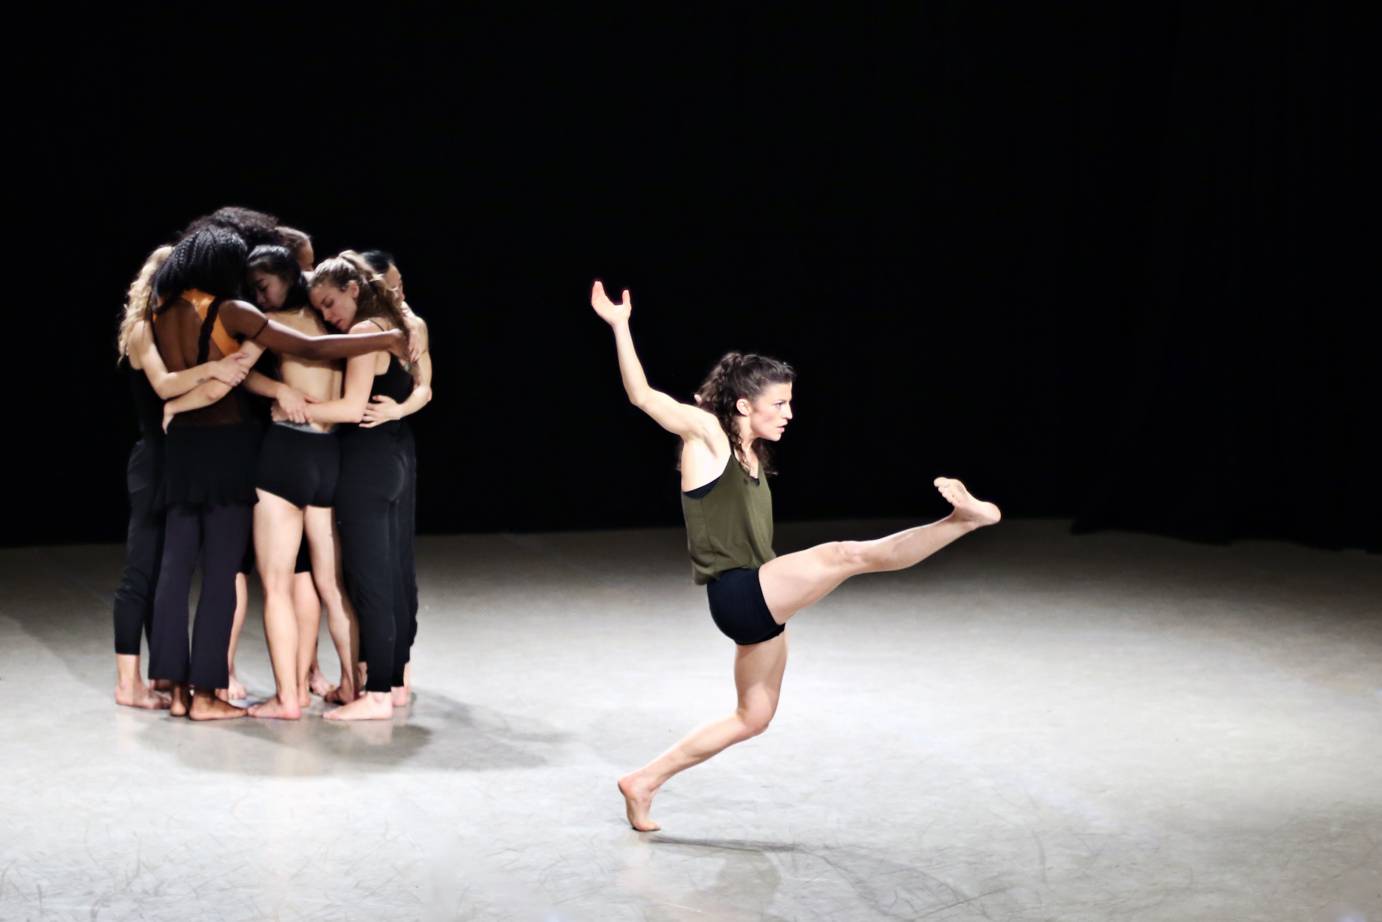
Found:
[152,226,250,306]
[694,351,795,475]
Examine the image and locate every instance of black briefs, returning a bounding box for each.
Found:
[256,423,340,509]
[706,567,785,646]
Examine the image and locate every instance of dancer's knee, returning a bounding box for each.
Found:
[823,540,871,573]
[737,703,775,739]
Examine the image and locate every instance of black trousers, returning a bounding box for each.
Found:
[398,425,419,656]
[338,434,408,694]
[113,440,163,655]
[148,502,252,688]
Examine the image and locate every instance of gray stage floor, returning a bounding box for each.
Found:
[0,520,1378,921]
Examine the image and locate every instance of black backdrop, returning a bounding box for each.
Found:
[13,4,1374,550]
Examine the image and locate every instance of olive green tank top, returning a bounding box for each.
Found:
[681,455,776,584]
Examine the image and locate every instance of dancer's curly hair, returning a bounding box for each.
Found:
[247,244,309,310]
[309,251,409,334]
[181,206,283,249]
[694,352,795,475]
[116,245,173,360]
[153,226,249,306]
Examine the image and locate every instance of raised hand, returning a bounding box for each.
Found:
[590,280,632,326]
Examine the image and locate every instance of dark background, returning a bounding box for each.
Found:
[13,4,1374,550]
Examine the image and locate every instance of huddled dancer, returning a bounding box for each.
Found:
[112,206,430,721]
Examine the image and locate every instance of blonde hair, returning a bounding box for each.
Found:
[117,245,173,360]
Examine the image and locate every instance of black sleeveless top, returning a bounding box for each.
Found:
[346,354,413,436]
[127,363,164,444]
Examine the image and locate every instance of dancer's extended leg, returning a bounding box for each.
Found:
[757,477,999,622]
[618,631,789,832]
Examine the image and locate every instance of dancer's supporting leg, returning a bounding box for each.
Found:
[618,478,999,830]
[249,490,306,719]
[619,630,788,832]
[305,506,359,704]
[113,444,169,709]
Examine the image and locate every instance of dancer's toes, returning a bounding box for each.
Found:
[115,683,171,710]
[617,774,661,832]
[323,691,393,721]
[227,676,247,701]
[188,693,247,721]
[248,695,302,720]
[933,477,1001,526]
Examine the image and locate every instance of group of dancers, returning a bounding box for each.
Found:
[112,206,431,722]
[110,206,1002,828]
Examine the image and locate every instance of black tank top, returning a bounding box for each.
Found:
[127,363,164,443]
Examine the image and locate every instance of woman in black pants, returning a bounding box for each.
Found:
[360,249,432,701]
[303,252,416,721]
[111,244,253,709]
[148,228,413,720]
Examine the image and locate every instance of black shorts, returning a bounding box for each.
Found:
[706,567,785,646]
[255,423,340,509]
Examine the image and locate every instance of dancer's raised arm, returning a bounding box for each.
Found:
[591,281,718,444]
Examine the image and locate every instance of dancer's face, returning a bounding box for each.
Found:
[249,269,290,311]
[383,263,405,302]
[738,382,794,442]
[309,281,360,332]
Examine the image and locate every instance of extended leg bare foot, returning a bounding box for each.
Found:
[617,772,662,832]
[933,477,1001,526]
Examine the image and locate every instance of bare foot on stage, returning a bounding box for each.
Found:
[249,694,302,720]
[298,688,311,709]
[933,477,1002,526]
[308,666,333,698]
[188,691,247,721]
[617,773,661,832]
[227,674,247,701]
[115,682,171,710]
[323,691,393,721]
[169,684,192,717]
[391,685,411,708]
[323,684,355,705]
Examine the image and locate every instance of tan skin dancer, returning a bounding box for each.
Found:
[590,282,1001,831]
[166,264,366,718]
